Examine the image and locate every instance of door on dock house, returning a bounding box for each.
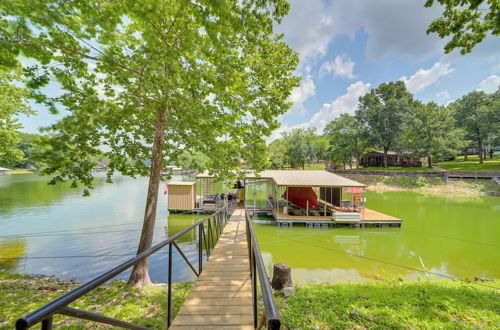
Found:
[320,187,341,207]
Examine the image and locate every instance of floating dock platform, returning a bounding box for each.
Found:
[271,207,402,228]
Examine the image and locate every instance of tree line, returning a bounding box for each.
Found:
[269,81,500,169]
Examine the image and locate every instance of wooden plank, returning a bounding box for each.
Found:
[172,315,253,326]
[177,306,252,315]
[182,297,251,306]
[170,326,253,330]
[170,208,253,329]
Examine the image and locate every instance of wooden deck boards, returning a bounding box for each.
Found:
[273,206,401,223]
[170,208,253,329]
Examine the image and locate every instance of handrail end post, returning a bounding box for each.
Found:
[269,318,281,330]
[15,318,29,330]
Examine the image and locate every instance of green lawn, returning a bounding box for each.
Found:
[303,163,326,170]
[351,166,436,172]
[0,272,192,329]
[437,154,500,172]
[276,280,500,329]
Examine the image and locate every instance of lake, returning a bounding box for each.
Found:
[1,174,499,284]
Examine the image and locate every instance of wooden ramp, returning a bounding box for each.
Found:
[170,208,253,329]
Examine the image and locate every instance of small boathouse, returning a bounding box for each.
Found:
[167,170,402,227]
[244,170,402,227]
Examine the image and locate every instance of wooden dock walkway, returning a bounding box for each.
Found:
[170,208,253,329]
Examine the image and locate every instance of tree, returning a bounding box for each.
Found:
[401,102,467,168]
[451,89,500,164]
[356,81,415,168]
[282,128,316,169]
[324,114,372,169]
[425,0,499,54]
[268,138,287,169]
[1,0,299,287]
[0,67,33,167]
[176,150,209,172]
[311,135,329,162]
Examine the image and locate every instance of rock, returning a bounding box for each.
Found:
[282,286,295,297]
[348,310,361,318]
[271,263,292,290]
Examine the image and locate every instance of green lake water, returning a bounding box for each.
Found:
[254,191,500,283]
[1,174,499,284]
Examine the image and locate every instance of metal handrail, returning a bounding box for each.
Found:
[245,209,281,329]
[16,203,235,330]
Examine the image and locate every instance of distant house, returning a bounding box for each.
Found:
[360,151,422,167]
[0,167,12,175]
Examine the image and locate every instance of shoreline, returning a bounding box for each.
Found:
[342,174,500,197]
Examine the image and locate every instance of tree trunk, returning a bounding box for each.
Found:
[427,156,432,168]
[383,146,388,168]
[478,141,483,164]
[355,156,360,169]
[464,148,468,161]
[271,263,292,290]
[128,106,167,288]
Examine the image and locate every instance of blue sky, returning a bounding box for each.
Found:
[18,0,500,138]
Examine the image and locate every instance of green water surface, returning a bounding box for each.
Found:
[254,191,500,283]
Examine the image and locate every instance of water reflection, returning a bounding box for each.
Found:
[0,238,27,270]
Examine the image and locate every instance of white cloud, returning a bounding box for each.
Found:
[277,0,445,64]
[276,1,336,61]
[435,91,451,102]
[272,81,371,141]
[288,74,316,115]
[348,0,444,61]
[319,56,355,79]
[307,81,371,132]
[400,61,454,93]
[477,75,500,93]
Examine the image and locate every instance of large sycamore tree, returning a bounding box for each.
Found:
[356,81,415,168]
[0,0,299,287]
[401,102,467,168]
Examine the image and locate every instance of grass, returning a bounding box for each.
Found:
[437,154,500,172]
[343,174,500,194]
[351,166,436,172]
[0,272,192,329]
[275,280,500,329]
[303,163,326,170]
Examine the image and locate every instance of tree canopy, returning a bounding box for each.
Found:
[425,0,499,54]
[450,88,500,163]
[1,0,299,286]
[401,102,467,167]
[0,67,33,167]
[355,81,415,167]
[324,114,372,169]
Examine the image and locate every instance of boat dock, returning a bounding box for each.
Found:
[272,207,402,227]
[170,208,253,329]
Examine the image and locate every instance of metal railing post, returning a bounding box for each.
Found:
[41,316,52,330]
[167,243,173,328]
[198,225,203,274]
[14,209,231,329]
